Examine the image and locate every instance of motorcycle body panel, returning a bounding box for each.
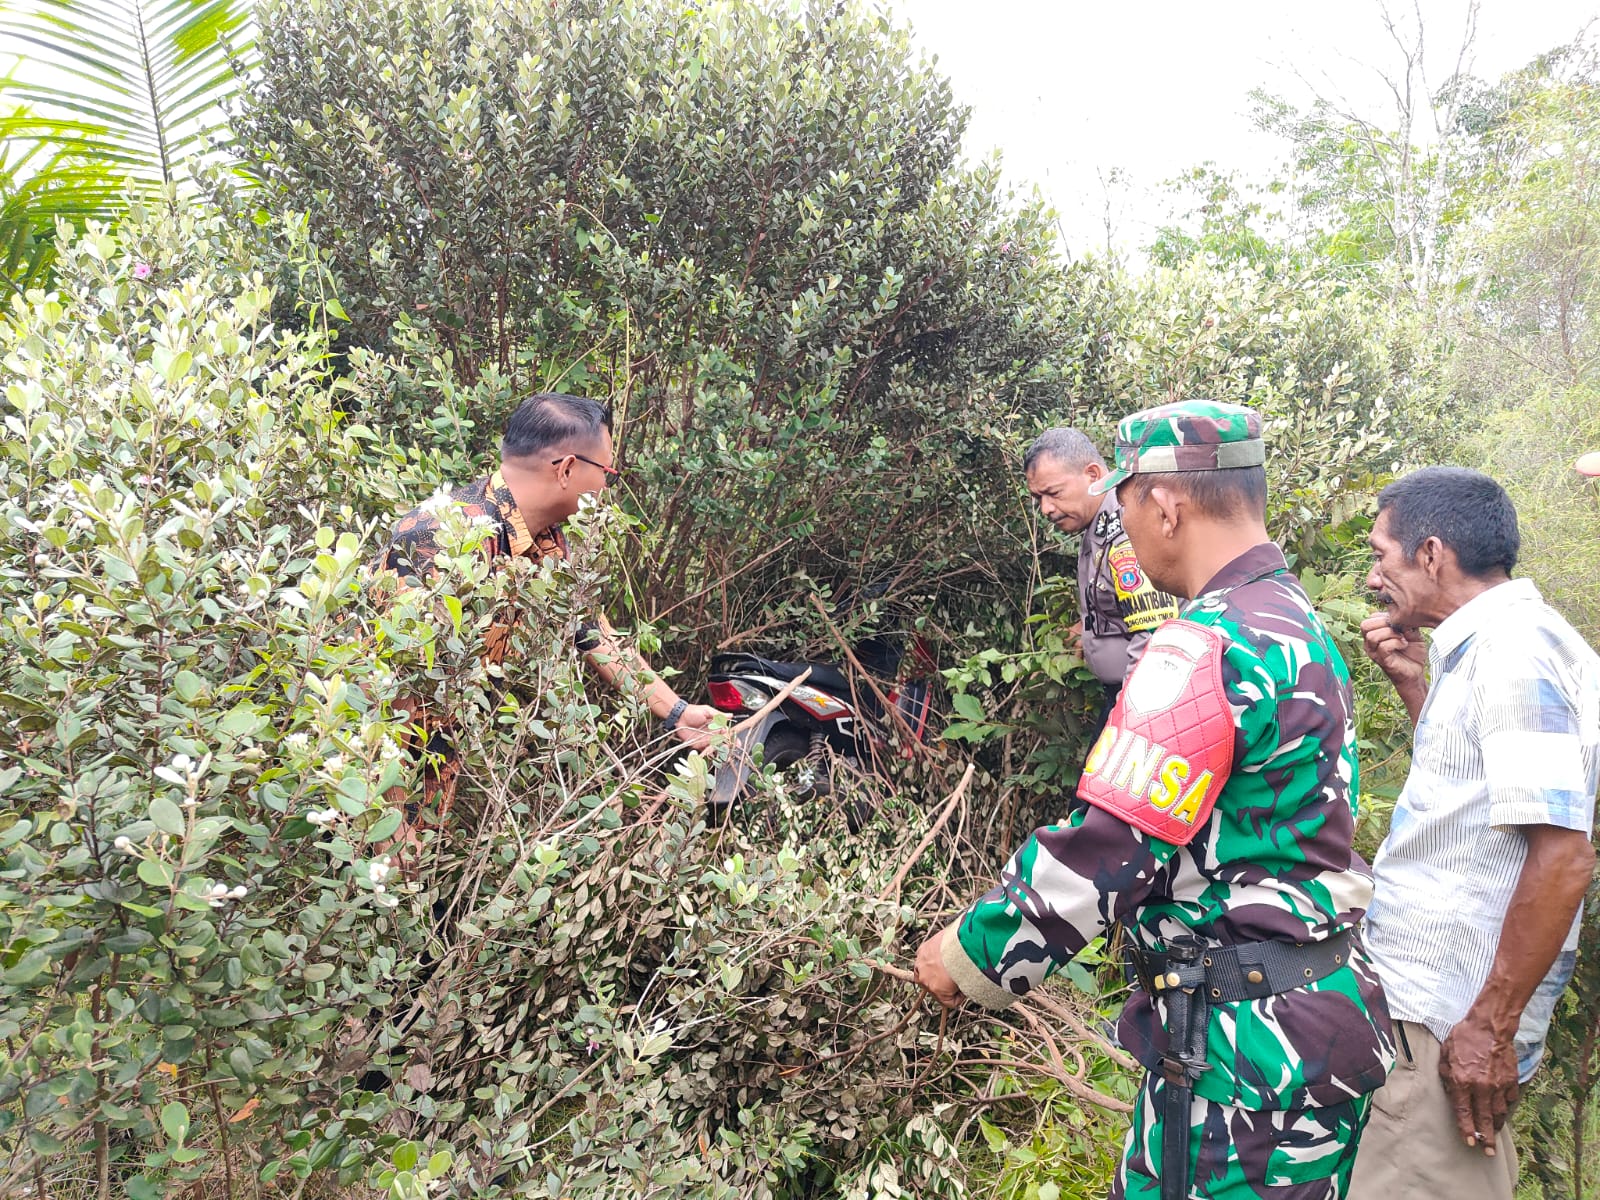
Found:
[705,643,936,805]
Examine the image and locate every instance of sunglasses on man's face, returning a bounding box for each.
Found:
[552,453,623,482]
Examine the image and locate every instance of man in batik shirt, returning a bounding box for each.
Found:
[916,400,1393,1200]
[375,392,718,825]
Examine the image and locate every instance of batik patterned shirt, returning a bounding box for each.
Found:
[941,543,1394,1111]
[373,470,578,818]
[384,469,563,604]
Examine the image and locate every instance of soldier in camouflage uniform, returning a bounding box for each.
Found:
[916,400,1394,1200]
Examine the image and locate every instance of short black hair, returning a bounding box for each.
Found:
[1376,466,1519,578]
[1024,427,1105,473]
[1124,466,1267,521]
[501,393,612,461]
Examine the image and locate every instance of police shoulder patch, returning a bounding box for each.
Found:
[1092,509,1123,541]
[1077,619,1235,845]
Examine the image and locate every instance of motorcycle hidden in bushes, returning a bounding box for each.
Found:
[705,629,939,816]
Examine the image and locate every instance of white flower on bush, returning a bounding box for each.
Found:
[321,754,345,775]
[283,732,310,754]
[306,807,342,827]
[113,836,135,854]
[374,892,400,909]
[154,751,210,806]
[204,881,247,908]
[418,486,456,516]
[153,753,192,787]
[368,855,394,885]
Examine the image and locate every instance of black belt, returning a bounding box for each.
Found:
[1123,929,1355,1200]
[1124,927,1354,1004]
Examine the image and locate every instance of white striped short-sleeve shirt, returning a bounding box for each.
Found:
[1365,578,1600,1080]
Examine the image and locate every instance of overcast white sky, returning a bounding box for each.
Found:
[890,0,1598,258]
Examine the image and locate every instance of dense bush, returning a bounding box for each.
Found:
[232,0,1108,682]
[8,2,1555,1197]
[0,202,1139,1200]
[230,0,1432,847]
[940,258,1415,809]
[0,200,436,1196]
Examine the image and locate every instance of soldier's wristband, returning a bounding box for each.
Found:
[663,698,688,729]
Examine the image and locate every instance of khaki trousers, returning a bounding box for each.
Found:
[1349,1020,1518,1199]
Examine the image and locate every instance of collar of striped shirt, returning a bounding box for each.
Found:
[1430,577,1539,658]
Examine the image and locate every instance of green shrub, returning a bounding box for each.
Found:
[0,196,453,1196]
[0,199,1136,1200]
[232,0,1104,689]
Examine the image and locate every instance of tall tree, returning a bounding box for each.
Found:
[1250,1,1490,307]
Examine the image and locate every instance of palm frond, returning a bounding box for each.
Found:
[0,0,256,187]
[0,0,257,292]
[0,137,120,296]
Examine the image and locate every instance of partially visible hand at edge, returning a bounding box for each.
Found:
[914,924,968,1011]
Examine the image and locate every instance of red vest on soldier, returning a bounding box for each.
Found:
[1078,620,1235,846]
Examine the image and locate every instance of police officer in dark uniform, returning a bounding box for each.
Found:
[1025,427,1179,723]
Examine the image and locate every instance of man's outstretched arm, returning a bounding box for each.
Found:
[581,615,719,749]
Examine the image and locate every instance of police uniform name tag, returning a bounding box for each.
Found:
[1106,534,1179,634]
[1078,620,1235,845]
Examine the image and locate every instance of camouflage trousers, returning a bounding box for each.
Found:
[1112,1072,1372,1199]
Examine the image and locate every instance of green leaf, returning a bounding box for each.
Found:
[978,1116,1007,1153]
[162,350,194,385]
[392,1141,419,1172]
[365,809,402,842]
[1065,960,1099,996]
[324,296,348,321]
[125,1175,161,1200]
[161,1100,189,1145]
[950,692,986,722]
[150,796,186,836]
[172,670,205,702]
[3,948,49,985]
[301,962,334,983]
[137,858,173,888]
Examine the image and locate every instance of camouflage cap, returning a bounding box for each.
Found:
[1088,399,1265,496]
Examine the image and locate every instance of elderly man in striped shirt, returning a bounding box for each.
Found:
[1351,466,1600,1197]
